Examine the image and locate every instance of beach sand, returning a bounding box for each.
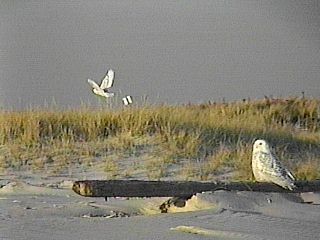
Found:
[0,176,320,240]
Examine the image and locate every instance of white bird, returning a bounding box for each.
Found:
[252,139,296,190]
[87,69,115,98]
[122,95,133,106]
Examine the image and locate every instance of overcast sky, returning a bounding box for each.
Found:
[1,0,320,109]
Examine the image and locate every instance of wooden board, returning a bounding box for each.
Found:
[72,180,320,197]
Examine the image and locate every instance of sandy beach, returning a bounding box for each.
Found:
[1,174,319,240]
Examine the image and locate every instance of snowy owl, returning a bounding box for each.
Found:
[252,139,296,190]
[122,95,133,106]
[87,69,115,98]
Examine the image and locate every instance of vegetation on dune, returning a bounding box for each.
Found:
[0,97,319,181]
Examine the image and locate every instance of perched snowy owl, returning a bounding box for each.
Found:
[87,69,115,98]
[252,139,296,190]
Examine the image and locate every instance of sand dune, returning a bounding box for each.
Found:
[0,180,319,240]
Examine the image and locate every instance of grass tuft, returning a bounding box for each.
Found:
[0,97,319,181]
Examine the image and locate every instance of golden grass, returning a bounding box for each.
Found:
[294,157,320,180]
[0,97,319,180]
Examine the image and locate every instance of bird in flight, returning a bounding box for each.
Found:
[87,69,115,98]
[252,139,296,190]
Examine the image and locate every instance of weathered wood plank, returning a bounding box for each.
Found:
[72,180,320,197]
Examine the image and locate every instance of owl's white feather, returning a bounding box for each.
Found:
[252,139,295,190]
[87,79,100,91]
[100,69,114,90]
[87,69,115,98]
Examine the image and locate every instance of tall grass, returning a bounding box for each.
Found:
[0,97,319,180]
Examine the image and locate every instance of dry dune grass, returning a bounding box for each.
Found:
[0,97,319,180]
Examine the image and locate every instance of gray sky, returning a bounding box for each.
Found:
[1,0,320,109]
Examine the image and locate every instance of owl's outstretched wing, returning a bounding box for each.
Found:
[87,79,101,91]
[100,69,114,89]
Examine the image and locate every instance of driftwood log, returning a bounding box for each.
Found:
[72,180,320,198]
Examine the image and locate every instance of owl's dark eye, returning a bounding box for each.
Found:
[259,142,263,145]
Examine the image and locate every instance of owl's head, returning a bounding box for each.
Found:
[253,139,270,153]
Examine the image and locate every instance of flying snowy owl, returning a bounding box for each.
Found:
[87,69,115,98]
[252,139,296,190]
